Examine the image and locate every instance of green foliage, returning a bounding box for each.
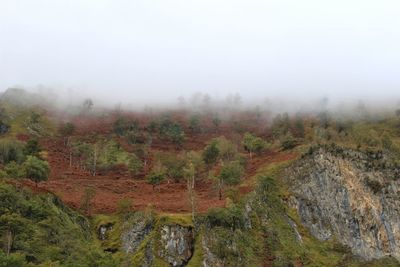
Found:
[4,162,25,178]
[158,117,185,145]
[280,133,297,150]
[214,136,238,162]
[0,182,120,266]
[73,140,142,175]
[203,140,220,166]
[0,139,25,165]
[156,152,186,182]
[147,171,166,190]
[293,116,305,138]
[22,156,50,185]
[116,198,133,214]
[219,160,244,186]
[127,153,143,175]
[0,251,26,267]
[242,132,268,157]
[212,115,221,130]
[381,133,393,150]
[59,122,75,136]
[80,187,96,216]
[189,114,201,133]
[113,117,139,138]
[271,113,290,138]
[206,206,245,230]
[0,122,10,135]
[23,139,42,157]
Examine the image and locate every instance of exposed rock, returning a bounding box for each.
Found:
[98,223,113,241]
[157,224,194,267]
[121,218,153,254]
[201,234,224,267]
[285,215,303,244]
[286,147,400,260]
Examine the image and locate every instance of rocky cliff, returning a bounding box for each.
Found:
[286,145,400,261]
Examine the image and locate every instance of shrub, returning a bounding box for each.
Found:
[59,122,75,136]
[128,153,143,175]
[280,134,297,150]
[215,136,238,162]
[117,198,133,214]
[147,171,166,190]
[23,139,42,157]
[203,140,219,166]
[0,140,25,165]
[4,162,24,179]
[189,114,201,133]
[156,152,186,182]
[219,160,244,186]
[242,132,268,158]
[206,206,245,230]
[22,156,50,185]
[158,118,185,145]
[80,187,96,216]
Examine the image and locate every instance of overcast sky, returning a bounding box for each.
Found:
[0,0,399,104]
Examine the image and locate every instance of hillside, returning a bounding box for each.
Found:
[1,91,400,266]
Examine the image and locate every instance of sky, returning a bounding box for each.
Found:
[0,0,400,105]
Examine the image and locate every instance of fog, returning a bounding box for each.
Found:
[1,0,400,106]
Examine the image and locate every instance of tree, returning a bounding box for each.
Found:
[60,122,75,146]
[147,171,166,191]
[215,136,238,163]
[23,139,41,157]
[70,141,92,170]
[280,133,297,150]
[217,161,244,200]
[0,213,27,256]
[184,162,196,221]
[128,153,143,176]
[271,113,290,138]
[189,114,201,133]
[183,151,204,220]
[202,140,220,166]
[29,112,41,124]
[134,144,150,169]
[242,132,268,159]
[167,123,185,146]
[0,107,10,135]
[293,116,305,138]
[158,118,185,146]
[22,156,50,186]
[185,151,204,189]
[4,162,24,178]
[83,98,93,111]
[80,187,96,216]
[156,152,185,182]
[212,115,221,132]
[0,140,25,165]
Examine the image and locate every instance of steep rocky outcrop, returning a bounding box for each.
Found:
[121,216,153,254]
[118,214,194,266]
[157,224,194,266]
[286,146,400,260]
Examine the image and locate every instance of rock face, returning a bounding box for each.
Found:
[121,218,152,254]
[201,234,224,267]
[157,224,194,267]
[286,146,400,260]
[98,223,113,241]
